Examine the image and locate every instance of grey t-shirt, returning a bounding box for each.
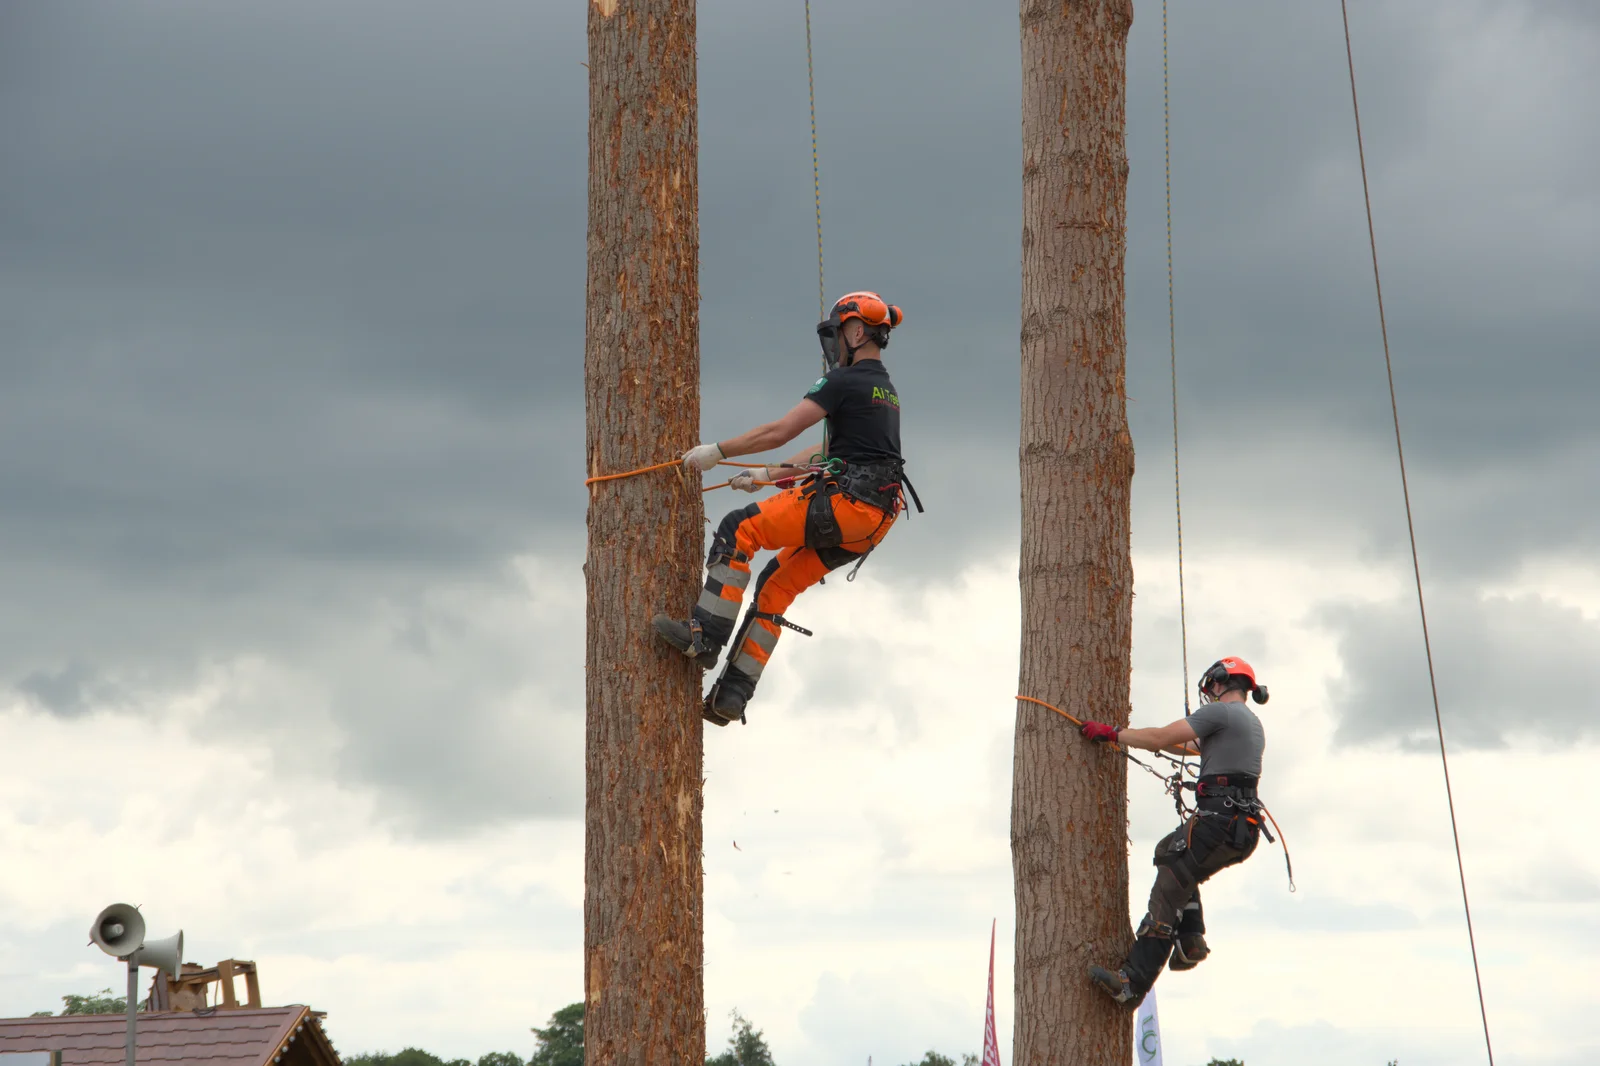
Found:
[1187,700,1266,778]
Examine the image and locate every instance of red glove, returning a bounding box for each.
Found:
[1079,721,1119,744]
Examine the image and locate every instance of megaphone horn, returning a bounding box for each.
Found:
[89,904,146,959]
[136,931,184,976]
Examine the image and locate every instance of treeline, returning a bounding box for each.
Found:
[37,990,1263,1066]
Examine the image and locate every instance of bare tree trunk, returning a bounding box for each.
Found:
[583,0,704,1062]
[1013,1,1135,1063]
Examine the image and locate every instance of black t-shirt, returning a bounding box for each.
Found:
[803,360,903,464]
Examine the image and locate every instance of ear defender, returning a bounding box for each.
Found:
[1252,685,1270,705]
[887,305,903,327]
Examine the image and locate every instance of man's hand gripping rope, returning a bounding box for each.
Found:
[1013,695,1175,787]
[585,447,838,494]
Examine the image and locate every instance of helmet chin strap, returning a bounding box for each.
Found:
[840,329,871,367]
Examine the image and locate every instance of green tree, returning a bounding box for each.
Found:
[344,1050,470,1066]
[476,1054,524,1066]
[1202,1059,1244,1066]
[705,1011,775,1066]
[900,1054,979,1066]
[46,989,147,1016]
[531,1002,584,1066]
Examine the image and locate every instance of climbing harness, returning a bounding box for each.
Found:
[1340,4,1494,1061]
[787,455,923,582]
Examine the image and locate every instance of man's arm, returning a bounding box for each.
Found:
[1117,719,1199,756]
[714,400,827,460]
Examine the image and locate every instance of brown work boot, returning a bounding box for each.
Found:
[1169,933,1209,971]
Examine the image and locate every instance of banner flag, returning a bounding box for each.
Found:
[1135,988,1163,1066]
[981,919,1001,1066]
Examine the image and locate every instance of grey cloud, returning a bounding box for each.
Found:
[17,660,113,717]
[3,0,1596,834]
[1321,588,1600,749]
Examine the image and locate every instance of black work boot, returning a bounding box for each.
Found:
[1169,933,1209,971]
[704,664,757,727]
[1087,965,1140,1009]
[652,614,721,670]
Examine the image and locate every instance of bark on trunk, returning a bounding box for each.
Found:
[583,0,704,1062]
[1014,1,1135,1063]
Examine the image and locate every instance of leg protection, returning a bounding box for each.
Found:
[693,503,763,646]
[705,558,798,726]
[1169,893,1208,970]
[705,550,826,725]
[1122,917,1177,998]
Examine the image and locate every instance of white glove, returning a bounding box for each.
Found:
[730,468,769,493]
[681,442,724,472]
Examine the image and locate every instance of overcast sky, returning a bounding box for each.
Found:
[1,1,1596,1064]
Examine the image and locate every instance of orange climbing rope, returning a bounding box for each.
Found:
[1015,696,1145,764]
[584,458,772,489]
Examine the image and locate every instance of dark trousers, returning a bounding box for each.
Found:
[1124,809,1260,996]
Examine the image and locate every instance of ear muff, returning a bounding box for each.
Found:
[1252,685,1270,705]
[887,305,903,328]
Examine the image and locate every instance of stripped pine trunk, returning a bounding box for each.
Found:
[583,0,704,1062]
[1014,1,1135,1064]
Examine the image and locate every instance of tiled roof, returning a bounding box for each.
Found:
[0,1007,337,1066]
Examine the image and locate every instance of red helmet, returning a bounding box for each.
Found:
[1198,657,1269,704]
[818,291,904,370]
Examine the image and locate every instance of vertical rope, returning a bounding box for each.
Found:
[1163,0,1191,716]
[804,0,825,324]
[1340,5,1494,1063]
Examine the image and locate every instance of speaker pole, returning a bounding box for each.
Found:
[125,953,138,1066]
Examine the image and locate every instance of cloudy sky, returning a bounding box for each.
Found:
[1,0,1596,1063]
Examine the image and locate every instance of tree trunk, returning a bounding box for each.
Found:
[583,0,704,1062]
[1014,1,1135,1064]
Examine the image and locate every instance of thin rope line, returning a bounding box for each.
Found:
[1340,5,1494,1063]
[804,0,825,323]
[1163,0,1191,717]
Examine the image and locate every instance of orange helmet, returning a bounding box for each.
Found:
[1199,657,1269,704]
[818,291,904,370]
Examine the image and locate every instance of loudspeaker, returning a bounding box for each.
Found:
[89,904,145,959]
[137,931,184,975]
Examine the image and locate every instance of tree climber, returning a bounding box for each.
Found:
[1079,656,1271,1007]
[653,291,920,726]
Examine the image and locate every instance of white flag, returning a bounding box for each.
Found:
[1135,988,1163,1066]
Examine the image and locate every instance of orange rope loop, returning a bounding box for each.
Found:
[583,459,683,487]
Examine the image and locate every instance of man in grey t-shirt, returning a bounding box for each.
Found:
[1076,656,1270,1008]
